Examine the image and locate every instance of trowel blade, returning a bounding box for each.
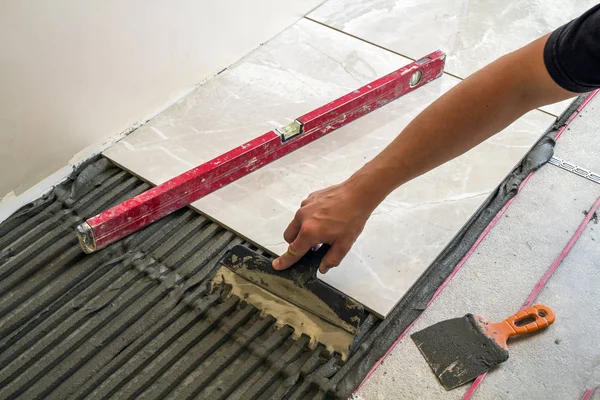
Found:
[210,244,367,359]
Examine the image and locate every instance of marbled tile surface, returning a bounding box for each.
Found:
[104,19,410,182]
[309,0,598,116]
[105,19,555,316]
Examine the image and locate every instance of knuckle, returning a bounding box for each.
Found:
[283,233,294,244]
[326,258,341,268]
[340,241,353,252]
[287,242,299,253]
[299,223,318,238]
[288,242,307,257]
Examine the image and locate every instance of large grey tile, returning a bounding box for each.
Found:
[105,18,554,316]
[309,0,596,78]
[357,165,600,398]
[309,0,596,115]
[105,19,409,181]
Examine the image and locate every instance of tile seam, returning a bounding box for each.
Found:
[302,16,570,118]
[303,16,463,80]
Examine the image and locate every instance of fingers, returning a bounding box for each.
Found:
[283,213,302,244]
[272,229,315,270]
[319,241,351,274]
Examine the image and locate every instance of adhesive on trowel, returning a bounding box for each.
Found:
[211,244,367,359]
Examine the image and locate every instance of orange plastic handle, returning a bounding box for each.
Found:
[487,304,555,349]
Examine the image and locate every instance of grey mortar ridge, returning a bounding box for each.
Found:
[116,303,257,399]
[229,335,311,399]
[32,232,242,398]
[268,344,328,398]
[78,294,236,399]
[1,209,209,398]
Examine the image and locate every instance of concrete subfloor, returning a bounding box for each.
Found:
[356,97,600,399]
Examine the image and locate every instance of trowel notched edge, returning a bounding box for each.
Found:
[210,244,367,358]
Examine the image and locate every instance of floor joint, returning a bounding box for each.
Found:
[303,17,560,118]
[548,156,600,184]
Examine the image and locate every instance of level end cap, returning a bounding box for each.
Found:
[76,222,97,254]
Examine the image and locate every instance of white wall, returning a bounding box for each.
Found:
[0,0,321,211]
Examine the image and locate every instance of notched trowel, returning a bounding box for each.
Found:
[210,244,366,359]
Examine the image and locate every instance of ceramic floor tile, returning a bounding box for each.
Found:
[105,18,555,316]
[309,0,595,115]
[104,19,410,182]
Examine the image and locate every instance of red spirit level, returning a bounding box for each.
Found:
[76,50,446,253]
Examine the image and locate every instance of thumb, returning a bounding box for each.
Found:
[272,232,314,270]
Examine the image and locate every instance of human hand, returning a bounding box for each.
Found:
[272,179,379,274]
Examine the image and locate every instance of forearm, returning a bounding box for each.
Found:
[348,35,576,208]
[273,34,579,272]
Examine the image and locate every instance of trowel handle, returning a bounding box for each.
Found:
[301,244,331,276]
[499,304,556,338]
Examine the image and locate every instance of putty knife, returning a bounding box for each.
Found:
[411,304,555,390]
[211,244,367,359]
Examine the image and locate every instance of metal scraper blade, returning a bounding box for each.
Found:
[411,315,509,390]
[412,305,556,390]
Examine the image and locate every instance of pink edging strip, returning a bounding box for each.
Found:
[522,195,600,308]
[354,91,599,395]
[463,195,600,400]
[581,386,598,400]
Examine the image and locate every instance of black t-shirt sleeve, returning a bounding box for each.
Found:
[544,4,600,93]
